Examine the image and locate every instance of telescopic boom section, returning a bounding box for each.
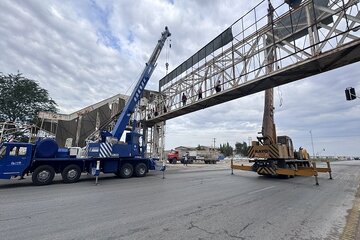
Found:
[261,1,277,145]
[111,27,171,140]
[262,88,276,145]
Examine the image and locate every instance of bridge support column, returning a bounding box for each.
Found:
[145,121,166,159]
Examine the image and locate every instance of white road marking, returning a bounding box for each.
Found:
[247,186,275,195]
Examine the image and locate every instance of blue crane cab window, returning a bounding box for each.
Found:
[9,146,27,156]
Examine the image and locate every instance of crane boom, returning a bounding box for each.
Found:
[110,27,171,140]
[260,0,276,145]
[261,88,276,145]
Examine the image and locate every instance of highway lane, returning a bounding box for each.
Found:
[0,160,359,240]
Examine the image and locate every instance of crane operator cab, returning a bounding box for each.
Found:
[277,135,295,159]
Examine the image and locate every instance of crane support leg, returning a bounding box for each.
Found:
[231,159,332,185]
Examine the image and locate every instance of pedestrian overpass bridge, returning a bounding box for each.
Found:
[142,0,360,156]
[145,0,360,126]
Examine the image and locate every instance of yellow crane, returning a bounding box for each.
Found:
[231,0,332,185]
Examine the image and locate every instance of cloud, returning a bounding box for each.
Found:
[0,0,359,156]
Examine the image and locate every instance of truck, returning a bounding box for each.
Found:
[167,148,219,164]
[0,27,171,185]
[166,149,194,164]
[167,149,180,164]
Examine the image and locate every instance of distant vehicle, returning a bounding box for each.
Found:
[181,150,218,164]
[167,149,218,164]
[167,150,180,164]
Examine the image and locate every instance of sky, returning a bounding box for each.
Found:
[0,0,359,156]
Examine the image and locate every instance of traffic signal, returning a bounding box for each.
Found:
[345,87,356,101]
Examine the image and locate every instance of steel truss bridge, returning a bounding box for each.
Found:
[141,0,360,157]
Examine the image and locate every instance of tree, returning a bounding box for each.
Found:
[219,142,233,157]
[0,72,57,123]
[235,141,249,156]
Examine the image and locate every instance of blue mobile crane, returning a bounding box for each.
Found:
[0,27,171,185]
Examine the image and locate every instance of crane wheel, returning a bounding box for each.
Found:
[134,163,147,177]
[61,164,81,183]
[32,165,55,186]
[119,163,133,178]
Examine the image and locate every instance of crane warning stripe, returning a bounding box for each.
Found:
[100,143,112,157]
[257,167,276,175]
[269,145,279,158]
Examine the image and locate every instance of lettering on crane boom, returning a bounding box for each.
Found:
[88,147,100,153]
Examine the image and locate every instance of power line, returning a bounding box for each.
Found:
[296,134,360,139]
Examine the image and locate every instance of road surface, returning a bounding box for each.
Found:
[0,160,359,240]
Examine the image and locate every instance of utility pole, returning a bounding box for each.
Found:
[309,130,315,158]
[248,137,252,146]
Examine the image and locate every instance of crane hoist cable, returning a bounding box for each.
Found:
[124,67,142,96]
[277,86,283,107]
[165,38,172,74]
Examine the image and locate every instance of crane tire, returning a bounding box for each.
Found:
[119,163,133,178]
[62,164,81,183]
[32,165,55,186]
[134,163,147,177]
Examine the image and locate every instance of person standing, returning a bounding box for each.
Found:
[182,93,187,106]
[184,152,189,166]
[215,80,221,93]
[198,88,203,100]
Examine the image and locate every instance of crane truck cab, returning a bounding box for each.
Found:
[0,142,33,179]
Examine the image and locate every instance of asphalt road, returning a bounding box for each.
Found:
[1,161,360,240]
